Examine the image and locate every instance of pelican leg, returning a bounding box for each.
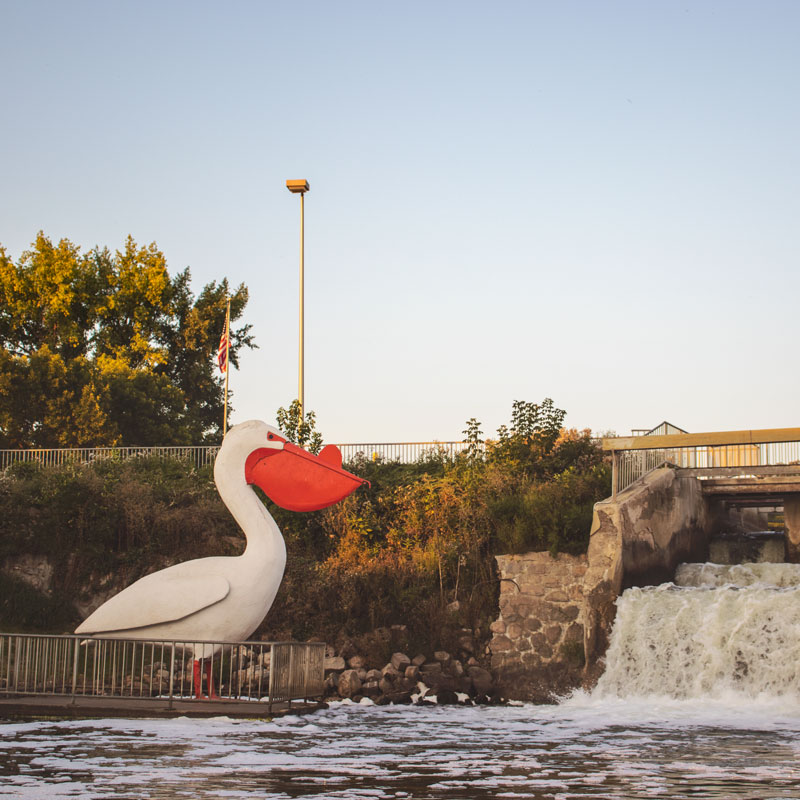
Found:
[204,659,220,700]
[193,659,203,699]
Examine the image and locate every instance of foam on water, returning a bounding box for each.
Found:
[3,702,800,799]
[3,561,800,798]
[595,561,800,701]
[676,561,800,588]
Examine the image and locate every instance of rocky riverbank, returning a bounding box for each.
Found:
[323,650,498,706]
[319,624,500,706]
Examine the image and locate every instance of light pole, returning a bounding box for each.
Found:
[286,179,310,421]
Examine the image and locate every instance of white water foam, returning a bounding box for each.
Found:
[594,561,800,701]
[676,561,800,588]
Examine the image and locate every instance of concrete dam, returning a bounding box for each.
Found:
[490,424,800,698]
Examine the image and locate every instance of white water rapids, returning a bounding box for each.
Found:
[2,562,800,798]
[594,561,800,701]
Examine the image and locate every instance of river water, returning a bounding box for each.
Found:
[3,562,800,799]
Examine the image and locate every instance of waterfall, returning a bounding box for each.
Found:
[593,563,800,700]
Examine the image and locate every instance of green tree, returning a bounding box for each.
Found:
[275,400,324,454]
[490,398,567,476]
[0,233,255,447]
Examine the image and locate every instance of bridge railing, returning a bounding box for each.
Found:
[0,441,473,470]
[603,428,800,496]
[0,632,324,711]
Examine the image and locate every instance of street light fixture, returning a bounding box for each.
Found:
[286,179,310,421]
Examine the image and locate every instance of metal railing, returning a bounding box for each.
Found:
[337,441,473,464]
[0,446,220,471]
[0,441,474,470]
[0,633,324,711]
[604,428,800,496]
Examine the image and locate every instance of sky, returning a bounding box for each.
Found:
[2,0,799,443]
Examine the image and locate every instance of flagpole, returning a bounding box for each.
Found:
[222,296,231,436]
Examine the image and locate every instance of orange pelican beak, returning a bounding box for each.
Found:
[245,437,369,512]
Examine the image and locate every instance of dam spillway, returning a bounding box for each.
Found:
[593,562,800,701]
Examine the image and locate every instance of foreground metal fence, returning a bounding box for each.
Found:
[0,633,324,711]
[0,441,473,470]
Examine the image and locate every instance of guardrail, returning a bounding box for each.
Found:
[603,428,800,496]
[0,633,324,712]
[0,441,473,470]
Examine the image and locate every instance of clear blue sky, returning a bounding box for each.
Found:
[2,1,799,442]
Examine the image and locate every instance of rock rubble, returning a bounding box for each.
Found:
[324,646,500,706]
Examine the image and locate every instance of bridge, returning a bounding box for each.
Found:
[602,424,800,559]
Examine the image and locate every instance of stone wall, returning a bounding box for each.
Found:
[489,552,587,701]
[489,466,717,699]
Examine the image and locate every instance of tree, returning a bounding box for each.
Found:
[276,400,323,454]
[489,398,567,476]
[0,233,255,447]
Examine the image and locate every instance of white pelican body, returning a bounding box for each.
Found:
[75,421,288,656]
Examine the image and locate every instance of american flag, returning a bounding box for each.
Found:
[217,331,230,373]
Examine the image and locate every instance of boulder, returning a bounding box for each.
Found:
[365,669,382,682]
[379,675,396,694]
[468,665,493,695]
[324,656,345,672]
[390,652,411,671]
[411,654,426,667]
[436,688,459,705]
[381,663,401,678]
[377,690,414,705]
[347,655,366,670]
[337,669,362,698]
[434,650,451,666]
[404,665,420,682]
[361,679,381,696]
[357,668,367,681]
[456,675,474,694]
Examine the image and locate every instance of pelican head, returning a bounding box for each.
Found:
[217,420,367,512]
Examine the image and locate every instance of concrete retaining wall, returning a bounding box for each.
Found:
[583,466,713,678]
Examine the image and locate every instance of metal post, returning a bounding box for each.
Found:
[612,450,618,499]
[222,296,231,436]
[303,647,310,703]
[168,643,176,710]
[267,643,275,714]
[287,179,310,422]
[299,191,304,420]
[288,645,295,710]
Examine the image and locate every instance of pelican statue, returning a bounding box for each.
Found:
[75,420,366,697]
